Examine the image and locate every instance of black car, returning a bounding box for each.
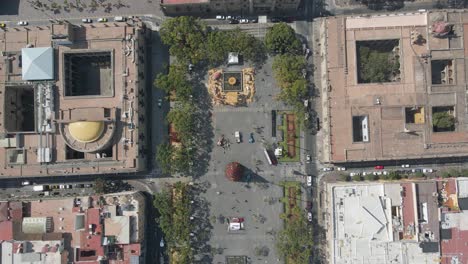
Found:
[270,17,281,23]
[229,19,239,24]
[74,184,85,188]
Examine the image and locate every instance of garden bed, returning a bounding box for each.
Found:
[277,112,300,162]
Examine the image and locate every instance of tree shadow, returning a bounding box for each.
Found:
[189,70,214,179]
[191,188,214,263]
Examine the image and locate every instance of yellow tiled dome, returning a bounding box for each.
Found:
[68,121,104,143]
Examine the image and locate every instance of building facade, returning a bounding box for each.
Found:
[160,0,301,16]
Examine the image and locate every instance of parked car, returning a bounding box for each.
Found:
[401,164,410,168]
[422,168,433,173]
[270,17,281,23]
[226,16,232,20]
[306,176,312,187]
[304,99,309,108]
[412,168,422,173]
[97,18,108,22]
[321,167,333,171]
[306,201,312,210]
[248,133,254,143]
[17,21,28,26]
[337,167,346,171]
[239,19,249,24]
[216,15,225,20]
[350,172,361,177]
[50,185,59,189]
[84,184,93,188]
[382,171,389,175]
[235,131,241,143]
[21,181,31,186]
[306,155,311,163]
[74,184,85,188]
[157,98,163,108]
[114,16,127,22]
[307,212,313,222]
[82,18,92,23]
[249,17,258,23]
[59,185,65,189]
[65,185,73,189]
[375,165,384,170]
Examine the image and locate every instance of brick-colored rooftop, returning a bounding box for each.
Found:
[0,21,147,177]
[323,11,468,163]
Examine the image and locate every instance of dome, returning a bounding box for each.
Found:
[68,121,105,143]
[225,162,244,182]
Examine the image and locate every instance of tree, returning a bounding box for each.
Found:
[272,55,306,87]
[358,46,396,83]
[276,212,313,263]
[388,171,401,180]
[339,174,351,182]
[225,162,244,181]
[265,23,302,55]
[156,143,174,174]
[167,103,195,144]
[93,177,107,194]
[160,16,208,64]
[278,79,308,106]
[154,65,192,102]
[432,111,455,131]
[365,174,378,181]
[206,28,266,66]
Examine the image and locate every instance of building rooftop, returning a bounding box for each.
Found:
[0,21,147,178]
[321,10,468,163]
[328,182,440,264]
[0,191,145,264]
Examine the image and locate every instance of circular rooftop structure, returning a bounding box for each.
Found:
[61,120,115,153]
[68,121,105,143]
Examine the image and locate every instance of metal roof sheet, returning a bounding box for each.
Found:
[21,47,54,80]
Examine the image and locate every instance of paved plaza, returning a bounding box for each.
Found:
[198,58,306,263]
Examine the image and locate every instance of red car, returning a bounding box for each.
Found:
[375,165,384,170]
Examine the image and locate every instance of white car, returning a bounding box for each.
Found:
[337,167,346,171]
[306,155,311,163]
[59,184,65,189]
[82,18,92,23]
[114,16,126,22]
[306,176,312,187]
[21,181,30,186]
[382,171,389,175]
[239,19,249,24]
[97,18,108,22]
[349,172,360,177]
[401,164,410,168]
[216,15,225,20]
[307,212,312,222]
[422,168,433,173]
[362,172,368,176]
[321,167,334,171]
[17,21,28,26]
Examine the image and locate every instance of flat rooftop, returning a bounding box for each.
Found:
[328,182,440,264]
[0,21,147,177]
[322,11,468,163]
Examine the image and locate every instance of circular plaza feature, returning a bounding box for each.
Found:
[225,162,244,182]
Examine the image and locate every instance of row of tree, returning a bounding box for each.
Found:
[276,207,314,264]
[160,16,266,66]
[153,182,193,264]
[267,23,309,126]
[155,64,197,175]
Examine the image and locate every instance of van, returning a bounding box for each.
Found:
[114,16,126,22]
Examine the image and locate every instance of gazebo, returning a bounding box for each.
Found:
[225,162,244,182]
